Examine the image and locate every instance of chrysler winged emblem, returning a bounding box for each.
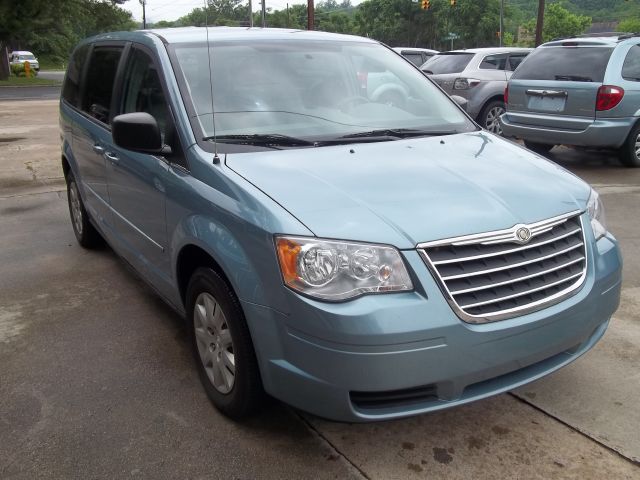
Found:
[515,226,532,244]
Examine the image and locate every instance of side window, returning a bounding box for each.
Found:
[480,54,508,70]
[403,53,423,66]
[82,46,123,125]
[62,45,89,108]
[622,45,640,81]
[120,48,169,138]
[507,54,527,71]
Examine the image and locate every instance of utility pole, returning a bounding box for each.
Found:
[535,0,545,46]
[287,3,290,28]
[140,0,146,29]
[499,0,504,47]
[307,0,314,30]
[261,0,266,27]
[249,0,253,27]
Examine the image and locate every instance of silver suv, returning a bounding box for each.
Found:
[501,35,640,167]
[421,48,531,134]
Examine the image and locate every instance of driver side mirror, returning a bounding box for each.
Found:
[112,112,171,155]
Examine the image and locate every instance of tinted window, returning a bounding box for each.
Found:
[120,48,169,137]
[511,46,614,82]
[622,45,640,81]
[82,47,123,124]
[403,53,424,66]
[62,45,89,108]
[507,54,527,71]
[480,54,507,70]
[421,53,474,74]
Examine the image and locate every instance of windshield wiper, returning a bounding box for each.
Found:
[554,75,593,82]
[203,133,315,147]
[339,128,459,140]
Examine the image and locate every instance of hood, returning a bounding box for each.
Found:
[226,132,590,249]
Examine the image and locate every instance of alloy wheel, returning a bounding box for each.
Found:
[69,181,83,235]
[193,292,235,394]
[485,106,505,135]
[635,133,640,161]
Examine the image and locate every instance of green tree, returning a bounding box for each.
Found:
[618,17,640,32]
[0,0,136,78]
[521,3,591,44]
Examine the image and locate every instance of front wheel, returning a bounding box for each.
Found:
[186,267,264,419]
[479,100,505,135]
[620,123,640,167]
[524,141,555,156]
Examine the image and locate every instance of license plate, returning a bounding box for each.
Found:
[527,96,566,112]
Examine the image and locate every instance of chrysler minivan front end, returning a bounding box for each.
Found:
[61,28,622,422]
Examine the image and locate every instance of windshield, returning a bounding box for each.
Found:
[19,54,36,61]
[171,40,475,147]
[421,53,474,74]
[511,46,614,83]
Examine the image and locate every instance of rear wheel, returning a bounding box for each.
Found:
[479,100,505,135]
[524,141,555,156]
[620,123,640,168]
[66,172,101,248]
[186,267,264,419]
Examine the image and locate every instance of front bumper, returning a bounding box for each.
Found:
[500,113,635,148]
[243,229,622,422]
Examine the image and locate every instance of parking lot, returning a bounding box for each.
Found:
[1,99,639,479]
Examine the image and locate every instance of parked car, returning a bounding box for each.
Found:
[392,47,438,66]
[60,28,621,422]
[9,50,40,72]
[501,35,640,167]
[421,48,532,134]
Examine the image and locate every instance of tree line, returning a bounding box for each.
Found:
[3,0,640,78]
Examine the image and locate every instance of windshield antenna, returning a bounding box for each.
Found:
[204,0,220,164]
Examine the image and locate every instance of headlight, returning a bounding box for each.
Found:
[586,188,607,240]
[275,236,413,301]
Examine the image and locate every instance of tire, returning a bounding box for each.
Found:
[524,141,555,156]
[478,99,505,135]
[620,122,640,168]
[66,172,101,248]
[186,267,264,419]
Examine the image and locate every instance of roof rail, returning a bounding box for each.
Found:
[618,32,640,40]
[576,32,630,38]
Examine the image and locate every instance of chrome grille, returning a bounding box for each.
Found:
[417,211,587,323]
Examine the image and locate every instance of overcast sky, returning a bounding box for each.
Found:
[123,0,332,23]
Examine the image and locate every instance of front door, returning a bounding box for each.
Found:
[104,46,173,287]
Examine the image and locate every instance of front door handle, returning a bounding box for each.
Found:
[104,152,119,163]
[92,144,105,154]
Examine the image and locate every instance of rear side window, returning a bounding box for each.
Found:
[511,46,614,82]
[421,53,474,74]
[622,45,640,81]
[480,54,508,70]
[81,46,123,124]
[62,45,89,108]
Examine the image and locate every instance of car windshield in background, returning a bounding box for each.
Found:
[420,52,474,74]
[171,40,475,145]
[19,55,36,61]
[511,46,614,83]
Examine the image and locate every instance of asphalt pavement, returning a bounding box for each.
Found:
[1,100,639,479]
[0,85,60,101]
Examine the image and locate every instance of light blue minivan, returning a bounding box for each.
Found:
[60,27,622,422]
